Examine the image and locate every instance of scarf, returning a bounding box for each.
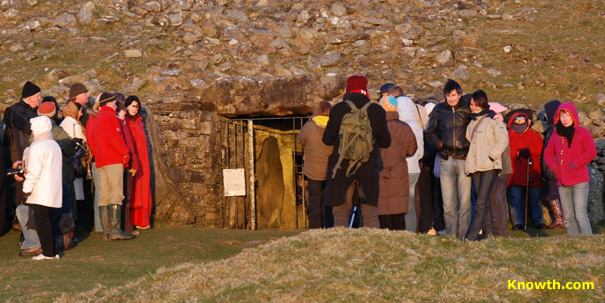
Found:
[511,121,528,134]
[470,109,494,120]
[555,120,575,147]
[312,115,329,128]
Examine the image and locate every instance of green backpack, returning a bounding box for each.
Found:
[331,100,374,179]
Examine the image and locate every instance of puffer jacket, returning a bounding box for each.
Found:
[464,112,509,174]
[425,98,471,159]
[378,111,417,215]
[544,102,597,187]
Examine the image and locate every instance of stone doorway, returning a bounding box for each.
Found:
[218,116,308,230]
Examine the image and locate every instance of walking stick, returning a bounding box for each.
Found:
[524,157,532,231]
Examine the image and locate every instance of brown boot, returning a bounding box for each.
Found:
[547,199,566,229]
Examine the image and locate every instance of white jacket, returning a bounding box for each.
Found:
[396,96,424,173]
[60,116,86,140]
[23,117,63,208]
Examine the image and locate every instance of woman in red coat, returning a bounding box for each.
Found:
[544,102,596,235]
[125,96,152,229]
[507,111,545,230]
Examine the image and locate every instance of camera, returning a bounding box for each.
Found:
[7,165,24,178]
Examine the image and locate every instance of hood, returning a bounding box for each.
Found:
[544,100,561,124]
[507,112,530,132]
[553,102,579,128]
[30,116,52,136]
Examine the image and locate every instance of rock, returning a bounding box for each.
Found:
[502,13,514,20]
[190,79,207,89]
[436,50,452,65]
[23,20,41,31]
[487,68,502,77]
[453,65,469,80]
[53,13,77,28]
[256,54,270,66]
[318,51,341,66]
[353,40,370,55]
[58,74,90,86]
[588,165,605,225]
[503,45,512,53]
[248,29,274,49]
[26,0,37,6]
[274,64,291,77]
[124,49,143,58]
[587,108,603,120]
[595,138,605,151]
[144,1,162,12]
[77,2,95,25]
[9,43,24,53]
[596,93,605,107]
[168,13,183,26]
[331,3,347,17]
[458,9,478,18]
[589,125,604,138]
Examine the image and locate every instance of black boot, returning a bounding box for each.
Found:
[99,206,111,240]
[108,205,135,240]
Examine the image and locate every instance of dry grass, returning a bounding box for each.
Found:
[57,228,604,303]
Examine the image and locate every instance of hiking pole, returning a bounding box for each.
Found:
[349,205,358,228]
[524,157,531,231]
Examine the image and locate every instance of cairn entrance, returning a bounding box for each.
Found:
[218,116,308,230]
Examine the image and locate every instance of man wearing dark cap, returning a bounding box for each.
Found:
[89,93,135,240]
[3,81,42,256]
[322,75,391,228]
[68,83,91,126]
[378,83,395,103]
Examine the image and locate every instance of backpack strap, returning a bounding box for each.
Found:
[331,101,355,179]
[470,115,487,142]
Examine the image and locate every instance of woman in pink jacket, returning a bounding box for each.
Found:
[544,102,596,235]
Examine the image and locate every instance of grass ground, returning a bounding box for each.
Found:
[0,225,300,302]
[1,224,602,302]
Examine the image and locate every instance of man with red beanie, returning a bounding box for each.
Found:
[90,93,135,240]
[322,75,391,228]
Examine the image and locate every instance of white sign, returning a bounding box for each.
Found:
[223,168,246,196]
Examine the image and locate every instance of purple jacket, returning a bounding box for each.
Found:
[544,102,597,187]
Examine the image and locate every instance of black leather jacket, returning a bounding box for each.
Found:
[425,99,471,159]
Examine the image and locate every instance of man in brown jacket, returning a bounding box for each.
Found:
[377,96,418,230]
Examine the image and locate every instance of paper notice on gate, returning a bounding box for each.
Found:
[223,168,246,196]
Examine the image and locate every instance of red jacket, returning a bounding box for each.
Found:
[507,112,543,187]
[86,116,96,157]
[91,106,130,168]
[544,102,597,187]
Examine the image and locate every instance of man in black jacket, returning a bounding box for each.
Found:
[322,75,391,228]
[425,79,472,240]
[3,81,42,256]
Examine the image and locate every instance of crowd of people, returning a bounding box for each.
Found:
[301,76,597,240]
[1,81,152,260]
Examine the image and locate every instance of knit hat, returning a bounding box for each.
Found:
[98,92,116,106]
[37,101,56,117]
[381,96,398,112]
[346,75,368,95]
[488,102,507,114]
[379,83,395,94]
[30,116,52,137]
[544,100,561,124]
[21,81,41,99]
[69,83,88,99]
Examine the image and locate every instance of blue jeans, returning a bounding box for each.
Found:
[16,204,41,249]
[439,158,472,240]
[558,182,592,235]
[405,173,420,232]
[507,185,544,226]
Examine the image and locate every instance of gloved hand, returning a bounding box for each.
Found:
[128,169,137,176]
[518,148,530,158]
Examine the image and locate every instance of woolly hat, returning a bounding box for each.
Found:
[544,100,561,123]
[379,83,395,94]
[21,81,41,99]
[488,102,507,114]
[37,101,56,117]
[30,116,52,137]
[98,92,116,106]
[69,83,88,98]
[381,96,398,112]
[346,75,368,94]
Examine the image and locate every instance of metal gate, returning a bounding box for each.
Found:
[217,117,307,230]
